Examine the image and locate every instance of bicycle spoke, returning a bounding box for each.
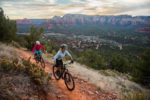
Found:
[65,72,75,91]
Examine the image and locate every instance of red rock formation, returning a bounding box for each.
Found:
[16,15,150,29]
[16,18,33,24]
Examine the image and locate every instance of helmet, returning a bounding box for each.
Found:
[36,41,40,45]
[61,44,68,49]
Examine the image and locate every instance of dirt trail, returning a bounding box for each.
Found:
[17,49,120,100]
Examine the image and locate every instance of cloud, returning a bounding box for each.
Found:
[48,0,56,4]
[0,0,150,19]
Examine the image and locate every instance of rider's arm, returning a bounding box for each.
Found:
[66,51,72,60]
[54,50,61,61]
[32,45,36,53]
[40,44,45,51]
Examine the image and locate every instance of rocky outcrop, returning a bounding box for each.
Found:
[42,14,150,29]
[16,19,46,25]
[15,14,150,30]
[16,18,34,24]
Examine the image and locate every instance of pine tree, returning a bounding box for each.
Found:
[0,7,17,42]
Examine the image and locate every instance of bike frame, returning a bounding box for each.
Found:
[60,63,71,79]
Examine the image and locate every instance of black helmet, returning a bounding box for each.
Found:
[61,44,68,49]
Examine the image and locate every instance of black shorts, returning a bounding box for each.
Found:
[55,59,63,67]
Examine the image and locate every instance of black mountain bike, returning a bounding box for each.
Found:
[34,52,45,68]
[53,61,75,91]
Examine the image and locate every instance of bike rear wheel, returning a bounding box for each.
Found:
[64,72,75,91]
[34,54,40,63]
[53,66,61,80]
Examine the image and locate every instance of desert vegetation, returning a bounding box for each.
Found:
[0,44,50,99]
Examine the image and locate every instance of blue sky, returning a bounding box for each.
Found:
[0,0,150,19]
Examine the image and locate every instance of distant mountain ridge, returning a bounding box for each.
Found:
[16,19,46,24]
[43,14,150,29]
[16,14,150,33]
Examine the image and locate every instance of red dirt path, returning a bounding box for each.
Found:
[17,49,120,100]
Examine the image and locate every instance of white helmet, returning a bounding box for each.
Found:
[36,41,40,45]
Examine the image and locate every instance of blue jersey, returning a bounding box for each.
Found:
[54,50,71,61]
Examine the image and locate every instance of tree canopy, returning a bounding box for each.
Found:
[24,26,44,50]
[0,7,17,42]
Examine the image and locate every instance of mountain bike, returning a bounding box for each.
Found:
[53,61,75,91]
[34,52,45,68]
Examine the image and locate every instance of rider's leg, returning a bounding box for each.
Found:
[38,50,41,56]
[34,50,38,59]
[38,50,42,59]
[56,59,63,76]
[59,59,63,74]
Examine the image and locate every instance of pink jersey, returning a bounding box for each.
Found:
[32,44,45,53]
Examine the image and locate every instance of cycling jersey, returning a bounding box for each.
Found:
[32,44,45,53]
[54,50,71,61]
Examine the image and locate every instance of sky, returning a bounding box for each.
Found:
[0,0,150,19]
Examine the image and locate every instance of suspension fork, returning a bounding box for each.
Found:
[61,65,66,79]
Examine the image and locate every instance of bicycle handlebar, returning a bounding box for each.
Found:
[64,60,74,66]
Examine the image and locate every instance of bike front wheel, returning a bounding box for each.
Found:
[64,72,75,91]
[40,57,45,68]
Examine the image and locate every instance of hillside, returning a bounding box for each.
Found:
[17,45,120,100]
[0,44,51,99]
[0,44,150,100]
[0,44,119,100]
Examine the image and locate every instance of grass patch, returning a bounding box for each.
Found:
[122,92,149,100]
[0,44,19,59]
[99,69,131,80]
[99,70,111,76]
[10,40,21,48]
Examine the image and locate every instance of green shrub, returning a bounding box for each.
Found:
[22,58,49,84]
[10,40,21,48]
[0,57,49,85]
[80,49,107,70]
[44,42,59,54]
[24,26,44,50]
[109,55,130,73]
[133,50,150,87]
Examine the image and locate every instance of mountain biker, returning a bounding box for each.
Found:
[54,44,73,75]
[32,41,45,57]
